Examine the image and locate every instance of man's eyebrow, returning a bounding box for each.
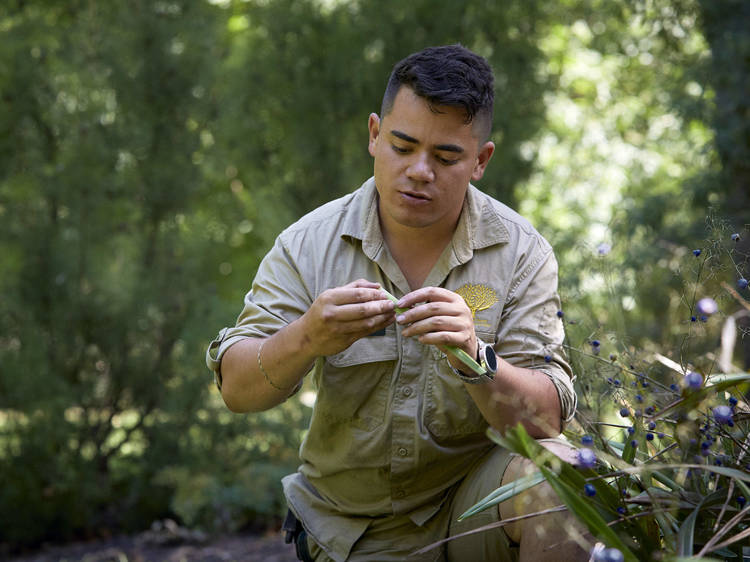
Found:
[434,143,464,154]
[390,130,418,144]
[390,129,465,153]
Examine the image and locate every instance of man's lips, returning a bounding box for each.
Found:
[399,190,431,201]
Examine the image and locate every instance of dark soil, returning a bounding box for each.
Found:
[6,530,298,562]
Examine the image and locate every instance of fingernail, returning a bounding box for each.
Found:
[396,314,405,323]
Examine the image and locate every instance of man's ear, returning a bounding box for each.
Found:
[368,113,380,158]
[471,141,495,182]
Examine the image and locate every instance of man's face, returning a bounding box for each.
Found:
[368,87,494,238]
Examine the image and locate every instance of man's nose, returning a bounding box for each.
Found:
[406,153,435,183]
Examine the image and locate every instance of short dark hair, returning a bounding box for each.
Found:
[380,44,494,141]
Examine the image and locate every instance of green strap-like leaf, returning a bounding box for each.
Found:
[676,498,705,556]
[537,464,639,562]
[458,471,546,520]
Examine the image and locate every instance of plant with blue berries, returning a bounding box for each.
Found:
[456,225,750,561]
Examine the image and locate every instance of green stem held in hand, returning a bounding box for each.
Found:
[381,288,486,377]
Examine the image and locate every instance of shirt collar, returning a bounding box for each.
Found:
[341,177,510,264]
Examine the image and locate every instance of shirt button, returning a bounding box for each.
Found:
[402,387,412,397]
[398,447,408,457]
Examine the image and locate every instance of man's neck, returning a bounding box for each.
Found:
[379,217,458,291]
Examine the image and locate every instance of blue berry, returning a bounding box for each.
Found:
[544,355,552,363]
[713,405,733,425]
[691,316,697,322]
[577,448,597,469]
[731,233,740,242]
[696,297,717,316]
[556,310,564,318]
[648,421,656,430]
[646,432,654,441]
[581,434,594,446]
[738,495,747,507]
[670,383,679,392]
[658,432,665,439]
[609,353,617,361]
[584,483,596,497]
[684,371,703,389]
[592,340,600,347]
[693,249,701,256]
[630,439,638,448]
[613,379,621,387]
[616,506,627,515]
[645,406,655,416]
[738,278,749,290]
[627,426,635,435]
[620,407,630,417]
[729,396,738,406]
[636,394,643,403]
[597,548,624,562]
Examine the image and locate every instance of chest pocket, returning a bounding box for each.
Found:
[423,330,494,439]
[316,330,398,431]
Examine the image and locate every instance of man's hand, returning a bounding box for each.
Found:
[395,287,477,369]
[301,279,396,357]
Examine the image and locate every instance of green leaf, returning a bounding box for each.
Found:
[676,498,704,556]
[458,471,546,520]
[537,464,639,562]
[655,375,750,420]
[489,425,640,561]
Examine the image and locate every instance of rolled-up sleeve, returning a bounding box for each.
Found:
[495,249,577,426]
[205,235,313,388]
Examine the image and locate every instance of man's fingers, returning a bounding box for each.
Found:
[397,286,457,308]
[322,298,395,322]
[324,286,390,307]
[345,278,381,289]
[331,311,396,336]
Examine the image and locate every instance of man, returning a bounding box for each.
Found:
[207,44,582,561]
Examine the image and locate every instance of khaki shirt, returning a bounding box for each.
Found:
[206,178,576,561]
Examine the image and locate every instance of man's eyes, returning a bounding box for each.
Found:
[436,155,459,165]
[390,144,459,165]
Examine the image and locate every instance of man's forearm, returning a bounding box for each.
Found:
[220,319,317,413]
[465,357,562,438]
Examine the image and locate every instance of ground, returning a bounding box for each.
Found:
[7,528,298,562]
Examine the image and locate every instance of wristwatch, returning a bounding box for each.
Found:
[449,338,497,384]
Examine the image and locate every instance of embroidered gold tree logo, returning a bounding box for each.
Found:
[455,283,498,318]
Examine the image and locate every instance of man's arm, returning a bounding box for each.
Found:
[395,287,562,438]
[220,280,396,413]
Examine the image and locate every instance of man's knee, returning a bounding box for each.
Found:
[498,438,579,542]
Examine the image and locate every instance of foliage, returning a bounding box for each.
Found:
[0,0,748,556]
[459,227,750,560]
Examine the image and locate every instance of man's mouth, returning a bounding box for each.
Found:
[400,191,430,201]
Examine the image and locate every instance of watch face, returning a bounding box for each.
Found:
[483,345,497,373]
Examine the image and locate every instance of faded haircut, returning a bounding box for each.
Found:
[380,44,494,141]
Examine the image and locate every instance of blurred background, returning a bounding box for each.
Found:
[1,0,748,554]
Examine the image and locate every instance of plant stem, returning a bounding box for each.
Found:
[381,288,486,376]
